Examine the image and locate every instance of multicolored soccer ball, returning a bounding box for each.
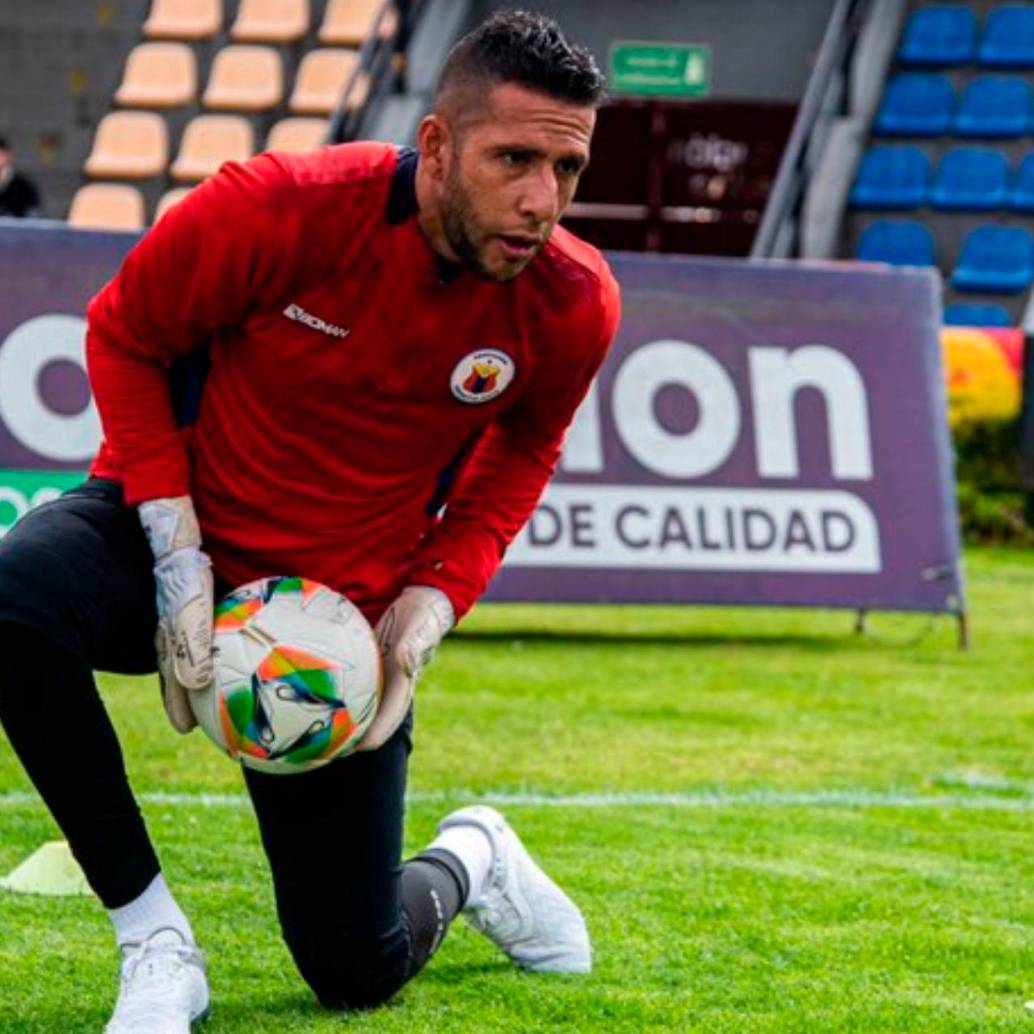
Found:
[190,576,381,774]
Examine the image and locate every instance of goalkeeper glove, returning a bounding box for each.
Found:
[138,495,214,734]
[357,585,454,751]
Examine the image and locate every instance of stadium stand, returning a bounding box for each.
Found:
[230,0,311,45]
[155,185,193,220]
[954,75,1032,137]
[873,72,955,136]
[84,112,169,180]
[952,225,1034,292]
[977,5,1034,67]
[897,4,978,66]
[170,114,254,181]
[288,48,367,116]
[943,301,1012,325]
[856,218,936,266]
[143,0,224,41]
[1010,153,1034,211]
[114,43,198,110]
[266,117,328,152]
[930,147,1009,210]
[201,45,284,112]
[849,145,931,209]
[319,0,394,47]
[67,183,146,230]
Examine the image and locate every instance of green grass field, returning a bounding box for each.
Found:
[1,546,1032,1032]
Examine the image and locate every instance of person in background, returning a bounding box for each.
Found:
[0,136,42,218]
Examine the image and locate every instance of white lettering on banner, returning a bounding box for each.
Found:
[0,315,101,462]
[749,346,873,479]
[561,340,874,482]
[507,485,881,573]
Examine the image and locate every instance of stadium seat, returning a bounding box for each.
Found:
[873,73,954,136]
[170,114,254,181]
[114,42,197,109]
[849,146,930,209]
[84,111,169,179]
[143,0,222,40]
[930,148,1009,211]
[943,302,1012,326]
[266,117,327,153]
[155,186,193,221]
[1009,153,1034,211]
[951,225,1034,293]
[288,48,368,115]
[202,45,283,111]
[978,6,1034,67]
[897,5,978,66]
[954,76,1032,137]
[67,183,146,230]
[231,0,310,43]
[855,219,935,266]
[318,0,395,47]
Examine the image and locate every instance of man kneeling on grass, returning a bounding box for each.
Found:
[0,9,620,1031]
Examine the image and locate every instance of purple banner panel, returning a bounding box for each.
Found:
[0,221,137,471]
[489,254,965,615]
[0,224,963,614]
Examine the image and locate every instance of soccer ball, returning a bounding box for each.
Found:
[190,576,381,774]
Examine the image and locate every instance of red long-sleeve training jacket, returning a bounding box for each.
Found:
[86,142,621,621]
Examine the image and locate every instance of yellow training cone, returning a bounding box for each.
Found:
[0,840,93,897]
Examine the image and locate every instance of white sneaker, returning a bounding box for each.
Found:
[104,928,210,1033]
[438,805,591,973]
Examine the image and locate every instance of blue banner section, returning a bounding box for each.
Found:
[0,222,964,614]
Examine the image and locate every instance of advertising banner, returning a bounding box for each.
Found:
[0,226,964,615]
[490,255,964,615]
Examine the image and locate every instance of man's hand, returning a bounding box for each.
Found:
[357,586,455,751]
[138,496,214,734]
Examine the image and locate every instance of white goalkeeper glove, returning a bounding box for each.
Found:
[138,495,214,734]
[357,585,454,751]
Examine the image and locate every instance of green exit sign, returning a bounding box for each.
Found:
[609,41,712,98]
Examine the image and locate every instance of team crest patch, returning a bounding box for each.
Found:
[450,349,516,404]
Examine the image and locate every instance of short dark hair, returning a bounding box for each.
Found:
[0,136,9,151]
[435,10,605,110]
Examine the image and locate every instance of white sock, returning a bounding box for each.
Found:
[427,824,495,906]
[108,873,195,948]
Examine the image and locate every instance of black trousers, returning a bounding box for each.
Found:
[0,480,463,1010]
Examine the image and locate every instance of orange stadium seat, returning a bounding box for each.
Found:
[318,0,395,47]
[231,0,310,43]
[68,184,146,230]
[143,0,223,40]
[155,186,194,221]
[84,112,169,179]
[170,114,255,181]
[288,48,368,115]
[266,117,327,152]
[202,45,283,112]
[115,43,197,108]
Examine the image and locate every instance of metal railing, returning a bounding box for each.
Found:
[328,0,428,144]
[749,0,871,259]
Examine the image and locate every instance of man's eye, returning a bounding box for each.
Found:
[558,160,583,177]
[502,151,529,166]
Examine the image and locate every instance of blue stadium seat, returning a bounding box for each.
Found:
[978,6,1034,67]
[1009,153,1034,212]
[849,146,931,209]
[856,220,936,266]
[930,148,1009,210]
[873,73,954,136]
[954,76,1032,137]
[943,302,1012,326]
[951,226,1034,293]
[898,5,978,66]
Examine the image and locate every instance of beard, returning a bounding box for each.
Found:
[439,160,541,283]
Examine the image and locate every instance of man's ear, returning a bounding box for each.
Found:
[417,114,452,183]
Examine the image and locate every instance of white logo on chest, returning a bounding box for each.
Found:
[450,349,516,404]
[283,303,350,340]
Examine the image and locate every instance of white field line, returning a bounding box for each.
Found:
[0,788,1033,812]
